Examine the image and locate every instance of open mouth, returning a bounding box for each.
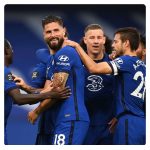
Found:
[51,39,58,42]
[92,45,99,48]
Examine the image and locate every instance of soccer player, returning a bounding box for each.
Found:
[65,27,146,145]
[27,15,89,145]
[4,39,71,144]
[78,24,114,144]
[108,33,146,133]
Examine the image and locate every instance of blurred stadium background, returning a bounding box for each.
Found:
[4,4,145,144]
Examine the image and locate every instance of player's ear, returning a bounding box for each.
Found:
[63,27,66,36]
[103,36,106,45]
[143,48,146,56]
[83,36,87,44]
[124,40,130,48]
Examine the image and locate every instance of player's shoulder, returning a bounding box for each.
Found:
[60,46,76,53]
[114,55,132,63]
[111,56,131,69]
[56,46,77,59]
[36,48,50,64]
[33,62,47,71]
[4,66,14,81]
[4,66,11,75]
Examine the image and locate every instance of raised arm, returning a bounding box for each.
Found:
[64,40,112,74]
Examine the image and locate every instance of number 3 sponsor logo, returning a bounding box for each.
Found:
[86,75,104,92]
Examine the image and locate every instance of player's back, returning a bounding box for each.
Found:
[112,56,145,118]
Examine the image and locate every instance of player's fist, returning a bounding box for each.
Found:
[28,111,39,124]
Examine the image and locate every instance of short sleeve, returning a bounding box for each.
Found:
[108,56,130,75]
[54,46,76,73]
[4,67,18,93]
[31,63,47,88]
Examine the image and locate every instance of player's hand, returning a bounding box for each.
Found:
[49,86,71,100]
[109,50,117,60]
[41,80,53,93]
[28,111,39,124]
[63,40,79,48]
[13,75,27,89]
[108,117,118,133]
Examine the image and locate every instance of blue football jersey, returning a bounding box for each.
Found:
[53,46,89,124]
[85,54,115,125]
[4,67,18,127]
[109,56,146,118]
[31,63,47,88]
[36,48,50,64]
[42,46,89,132]
[31,48,50,88]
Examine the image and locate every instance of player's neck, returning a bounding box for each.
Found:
[124,49,137,57]
[87,51,104,60]
[5,61,9,67]
[49,49,59,55]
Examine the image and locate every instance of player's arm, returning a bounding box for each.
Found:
[8,85,71,105]
[65,40,112,74]
[13,75,43,93]
[28,74,69,124]
[40,72,69,109]
[30,73,69,114]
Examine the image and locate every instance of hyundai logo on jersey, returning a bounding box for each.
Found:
[58,55,69,62]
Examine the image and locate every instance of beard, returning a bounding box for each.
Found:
[46,37,64,51]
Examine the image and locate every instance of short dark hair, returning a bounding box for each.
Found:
[84,24,103,34]
[42,15,64,28]
[140,34,146,49]
[114,27,140,51]
[5,39,12,55]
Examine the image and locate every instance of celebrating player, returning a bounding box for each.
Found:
[27,15,89,145]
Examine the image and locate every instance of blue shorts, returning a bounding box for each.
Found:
[51,120,89,145]
[113,114,145,145]
[35,112,54,145]
[83,124,113,145]
[35,133,52,145]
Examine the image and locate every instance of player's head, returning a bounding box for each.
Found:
[136,34,146,61]
[5,39,13,66]
[83,24,106,56]
[112,27,140,57]
[42,15,66,51]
